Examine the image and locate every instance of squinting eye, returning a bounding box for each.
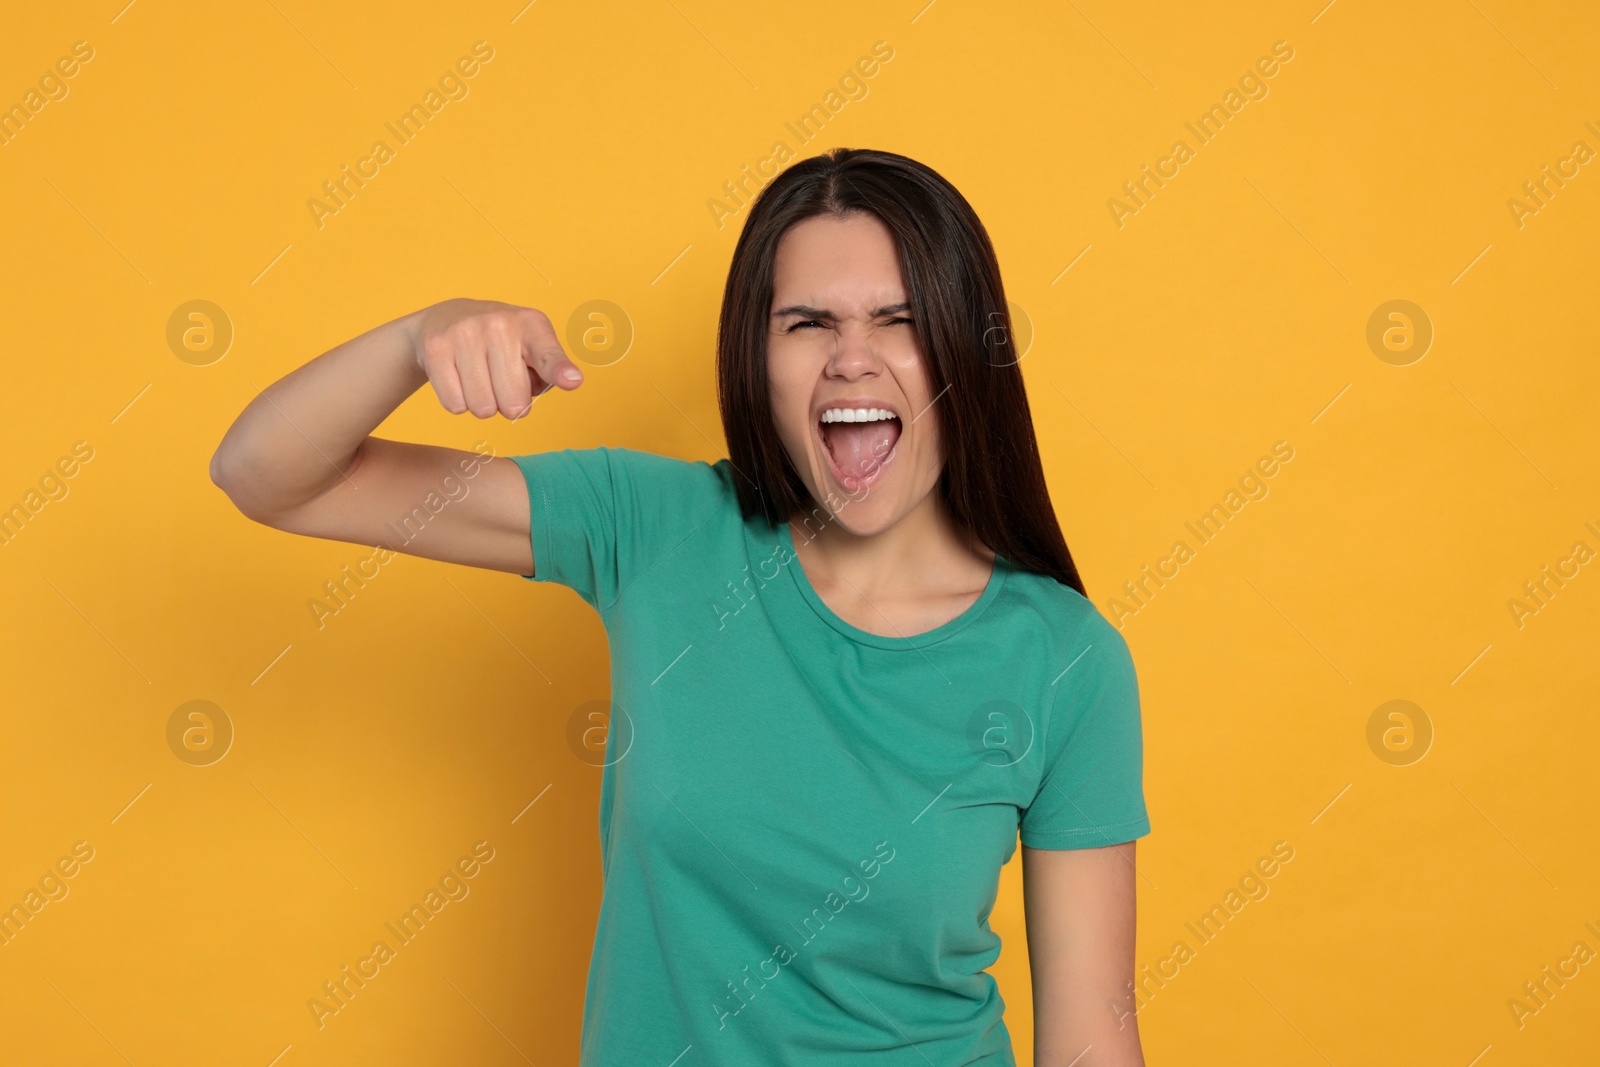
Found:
[785,317,913,332]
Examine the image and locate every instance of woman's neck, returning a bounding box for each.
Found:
[787,492,995,607]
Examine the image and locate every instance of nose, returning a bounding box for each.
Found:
[826,320,883,380]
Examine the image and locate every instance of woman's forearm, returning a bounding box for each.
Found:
[208,303,433,519]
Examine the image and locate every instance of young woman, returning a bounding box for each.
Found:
[211,147,1151,1066]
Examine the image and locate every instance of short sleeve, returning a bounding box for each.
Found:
[1019,607,1151,849]
[508,446,721,615]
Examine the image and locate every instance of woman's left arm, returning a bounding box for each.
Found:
[1021,841,1144,1067]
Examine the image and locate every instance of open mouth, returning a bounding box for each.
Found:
[816,411,901,492]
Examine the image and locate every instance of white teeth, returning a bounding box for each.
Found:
[819,407,897,424]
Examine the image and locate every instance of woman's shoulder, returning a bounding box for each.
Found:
[568,445,739,499]
[999,563,1128,655]
[509,444,744,541]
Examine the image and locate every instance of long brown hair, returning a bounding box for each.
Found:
[714,146,1087,597]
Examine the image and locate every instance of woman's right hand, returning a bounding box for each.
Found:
[410,298,586,420]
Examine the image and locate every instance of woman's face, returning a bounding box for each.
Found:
[766,211,944,536]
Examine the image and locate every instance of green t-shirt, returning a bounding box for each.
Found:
[510,446,1151,1066]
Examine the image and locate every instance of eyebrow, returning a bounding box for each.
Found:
[771,302,912,320]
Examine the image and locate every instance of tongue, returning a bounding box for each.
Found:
[822,420,900,482]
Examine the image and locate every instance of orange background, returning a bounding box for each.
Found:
[2,1,1597,1064]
